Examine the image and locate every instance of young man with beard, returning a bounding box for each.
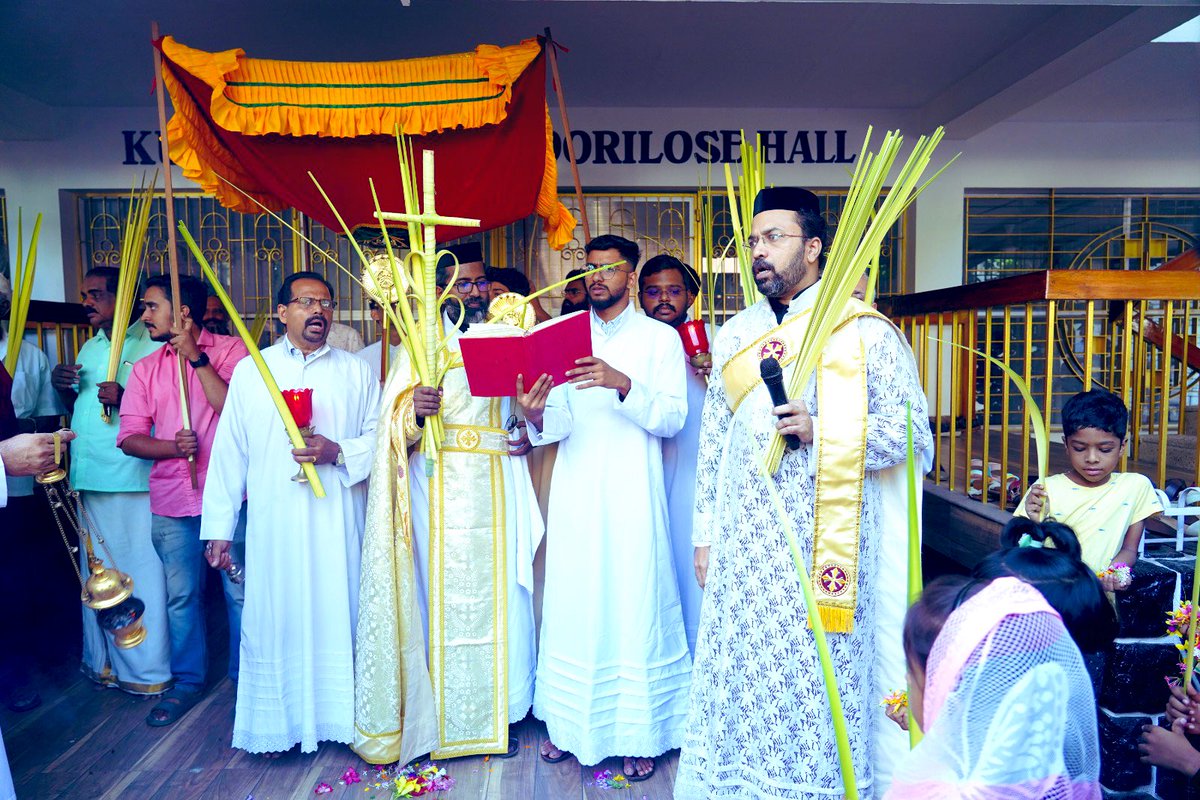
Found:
[519,235,690,782]
[675,188,931,799]
[118,274,249,726]
[202,271,379,755]
[352,241,544,765]
[637,254,711,656]
[50,268,172,701]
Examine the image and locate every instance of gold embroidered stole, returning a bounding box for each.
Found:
[721,300,887,633]
[353,367,440,765]
[425,364,509,758]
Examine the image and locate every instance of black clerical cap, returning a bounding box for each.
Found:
[436,241,483,271]
[752,187,821,218]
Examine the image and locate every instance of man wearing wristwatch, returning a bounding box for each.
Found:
[117,274,250,727]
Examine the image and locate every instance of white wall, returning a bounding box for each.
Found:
[2,104,1197,301]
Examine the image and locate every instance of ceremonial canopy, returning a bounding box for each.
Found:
[156,35,576,247]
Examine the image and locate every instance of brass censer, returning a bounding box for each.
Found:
[38,431,147,648]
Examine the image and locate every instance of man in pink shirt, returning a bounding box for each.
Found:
[118,274,249,727]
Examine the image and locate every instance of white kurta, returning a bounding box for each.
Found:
[409,318,544,727]
[201,340,380,754]
[675,284,932,800]
[661,321,712,657]
[528,303,692,766]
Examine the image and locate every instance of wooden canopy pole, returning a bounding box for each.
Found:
[543,28,590,243]
[151,21,198,489]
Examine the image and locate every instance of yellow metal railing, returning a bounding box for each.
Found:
[882,270,1200,508]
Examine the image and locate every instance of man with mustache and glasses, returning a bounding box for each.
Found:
[637,254,711,658]
[201,271,379,756]
[49,267,171,703]
[352,241,543,766]
[519,235,690,783]
[118,273,249,727]
[676,189,931,800]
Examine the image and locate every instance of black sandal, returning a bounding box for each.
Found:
[624,757,655,782]
[496,736,520,759]
[146,688,202,727]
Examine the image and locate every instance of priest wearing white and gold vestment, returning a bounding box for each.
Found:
[675,188,933,800]
[352,243,543,765]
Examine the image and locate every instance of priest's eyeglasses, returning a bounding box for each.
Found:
[287,297,338,310]
[452,278,492,293]
[641,286,687,299]
[743,232,808,251]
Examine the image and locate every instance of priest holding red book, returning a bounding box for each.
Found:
[519,234,691,782]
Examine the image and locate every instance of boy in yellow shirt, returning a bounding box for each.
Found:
[1015,389,1163,592]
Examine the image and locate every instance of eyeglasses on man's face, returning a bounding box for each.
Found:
[641,285,687,300]
[287,297,337,310]
[452,278,491,293]
[743,232,808,252]
[585,262,630,280]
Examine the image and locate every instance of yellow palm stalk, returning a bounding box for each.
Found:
[1186,567,1200,689]
[943,341,1049,489]
[723,131,767,309]
[905,401,923,747]
[102,172,158,422]
[763,127,959,472]
[5,210,43,376]
[309,132,481,475]
[760,460,858,800]
[249,298,271,345]
[178,221,325,496]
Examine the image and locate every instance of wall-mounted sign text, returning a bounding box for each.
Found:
[550,130,857,165]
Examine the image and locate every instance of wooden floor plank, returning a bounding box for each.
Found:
[96,768,173,800]
[8,594,699,799]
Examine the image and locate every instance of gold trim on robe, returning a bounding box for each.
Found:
[352,369,440,765]
[721,299,892,633]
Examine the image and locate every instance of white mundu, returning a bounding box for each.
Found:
[202,340,380,754]
[528,303,692,766]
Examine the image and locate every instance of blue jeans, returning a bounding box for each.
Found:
[151,506,246,692]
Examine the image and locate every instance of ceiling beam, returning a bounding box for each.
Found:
[0,82,61,141]
[920,5,1200,138]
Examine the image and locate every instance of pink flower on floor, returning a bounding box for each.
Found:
[314,782,333,794]
[340,767,361,785]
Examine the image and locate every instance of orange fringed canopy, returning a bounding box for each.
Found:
[158,35,576,249]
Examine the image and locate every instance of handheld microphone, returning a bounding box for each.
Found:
[760,357,801,451]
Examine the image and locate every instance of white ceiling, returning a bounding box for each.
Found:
[0,1,1195,139]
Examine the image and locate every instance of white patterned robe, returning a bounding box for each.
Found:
[675,284,932,800]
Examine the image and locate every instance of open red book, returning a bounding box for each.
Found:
[459,310,592,397]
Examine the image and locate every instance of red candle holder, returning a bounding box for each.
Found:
[282,388,314,428]
[678,320,709,358]
[281,388,315,483]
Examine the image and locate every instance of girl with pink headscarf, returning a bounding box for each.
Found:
[887,576,1101,799]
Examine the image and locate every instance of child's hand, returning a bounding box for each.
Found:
[885,704,909,731]
[1166,684,1200,733]
[1025,483,1046,519]
[1140,717,1200,775]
